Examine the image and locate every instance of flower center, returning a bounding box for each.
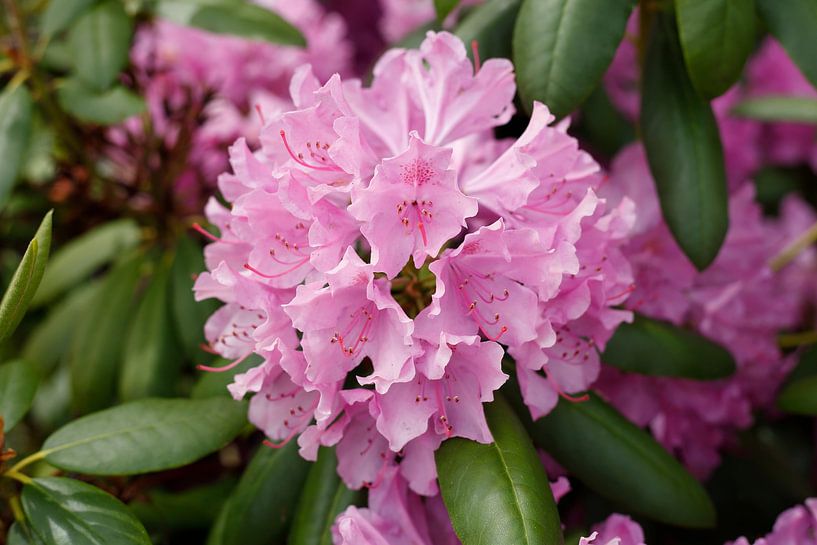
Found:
[395,199,433,246]
[450,263,509,342]
[330,302,376,357]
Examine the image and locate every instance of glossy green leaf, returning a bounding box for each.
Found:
[214,440,311,545]
[21,477,151,545]
[8,522,41,545]
[171,234,219,360]
[602,314,736,379]
[641,13,728,270]
[436,395,562,545]
[513,0,634,117]
[33,218,140,306]
[523,392,716,527]
[574,84,635,158]
[68,253,142,414]
[42,0,98,36]
[68,0,133,91]
[42,397,247,475]
[289,447,365,545]
[31,366,72,432]
[435,0,461,22]
[157,0,306,46]
[777,375,817,415]
[57,80,146,125]
[129,478,236,530]
[676,0,756,99]
[119,262,181,401]
[0,211,52,344]
[0,359,39,431]
[755,0,817,89]
[732,96,817,124]
[0,84,33,208]
[455,0,520,62]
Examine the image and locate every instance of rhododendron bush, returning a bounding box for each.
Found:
[2,1,817,544]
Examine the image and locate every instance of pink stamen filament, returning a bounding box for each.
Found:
[263,429,300,449]
[279,130,342,172]
[197,351,250,373]
[471,40,481,72]
[335,305,375,357]
[192,223,220,243]
[243,258,309,279]
[254,103,266,124]
[434,383,453,438]
[606,283,637,302]
[544,367,590,403]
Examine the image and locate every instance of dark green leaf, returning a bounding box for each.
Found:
[574,84,635,158]
[436,395,562,545]
[68,253,142,414]
[33,218,140,306]
[289,447,365,545]
[119,261,182,401]
[21,116,57,184]
[455,0,520,62]
[513,0,635,117]
[8,522,41,545]
[0,211,52,344]
[602,314,736,379]
[0,359,39,431]
[157,0,306,46]
[21,477,151,545]
[42,0,99,36]
[57,80,146,125]
[214,440,311,545]
[521,391,716,527]
[777,375,817,415]
[435,0,461,22]
[641,13,728,270]
[171,234,219,360]
[786,344,817,384]
[0,84,33,207]
[129,478,236,531]
[42,397,247,474]
[755,0,817,89]
[68,0,133,91]
[732,96,817,124]
[676,0,756,99]
[31,366,72,432]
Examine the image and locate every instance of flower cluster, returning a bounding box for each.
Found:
[194,31,634,497]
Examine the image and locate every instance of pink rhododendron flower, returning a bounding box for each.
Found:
[580,514,646,545]
[727,499,817,545]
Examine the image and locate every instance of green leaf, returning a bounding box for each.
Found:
[157,0,306,46]
[435,0,461,22]
[68,253,143,414]
[129,478,236,531]
[755,0,817,89]
[119,261,181,401]
[777,375,817,415]
[675,0,756,99]
[522,391,716,527]
[0,211,52,344]
[42,0,99,36]
[732,96,817,124]
[31,366,72,432]
[42,397,247,475]
[68,0,133,91]
[641,13,728,270]
[574,84,635,159]
[8,522,41,545]
[455,0,521,62]
[288,447,365,545]
[0,84,33,208]
[214,440,311,545]
[57,80,146,125]
[21,477,151,545]
[0,359,39,431]
[33,218,140,306]
[602,314,736,379]
[436,395,562,545]
[513,0,635,117]
[171,234,219,360]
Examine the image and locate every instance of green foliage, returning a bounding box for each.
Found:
[732,96,817,124]
[0,359,40,431]
[56,80,146,125]
[0,84,33,209]
[67,0,133,91]
[435,0,461,23]
[455,0,520,61]
[755,0,817,89]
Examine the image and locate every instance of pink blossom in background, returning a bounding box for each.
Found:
[378,0,482,42]
[727,499,817,545]
[580,514,647,545]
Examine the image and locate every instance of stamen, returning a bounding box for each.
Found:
[243,259,309,279]
[263,429,300,449]
[192,223,221,243]
[254,103,266,124]
[279,130,341,172]
[197,352,250,373]
[471,40,481,73]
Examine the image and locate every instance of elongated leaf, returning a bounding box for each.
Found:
[21,477,151,545]
[157,0,305,46]
[171,234,219,360]
[120,262,181,401]
[521,391,716,527]
[602,314,735,379]
[57,80,146,125]
[641,13,728,270]
[8,523,41,545]
[33,218,140,306]
[435,0,461,22]
[732,96,817,124]
[676,0,755,99]
[130,478,236,530]
[755,0,817,89]
[214,440,311,545]
[574,84,635,158]
[31,365,72,432]
[777,375,817,415]
[42,0,98,36]
[455,0,520,61]
[68,253,142,414]
[0,84,33,208]
[0,211,52,344]
[513,0,634,117]
[68,0,133,91]
[0,359,39,431]
[436,395,562,545]
[289,447,365,545]
[42,397,247,474]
